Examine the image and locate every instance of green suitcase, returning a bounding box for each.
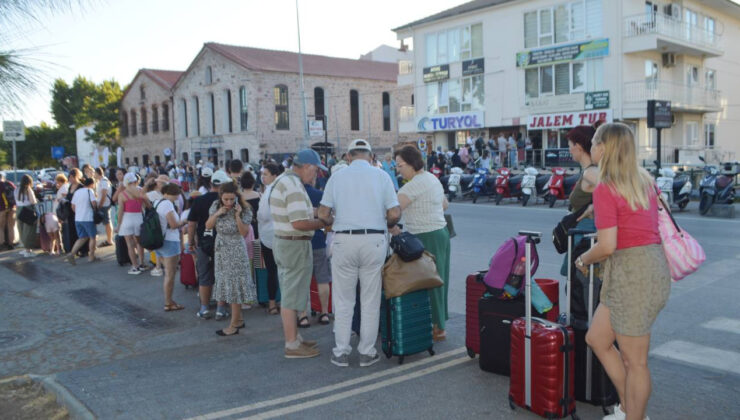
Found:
[380,289,435,364]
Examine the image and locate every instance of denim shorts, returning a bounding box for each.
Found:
[75,221,97,238]
[155,240,180,259]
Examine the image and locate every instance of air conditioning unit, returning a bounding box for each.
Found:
[662,53,676,67]
[664,3,681,19]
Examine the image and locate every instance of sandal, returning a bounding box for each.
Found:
[297,316,311,328]
[318,313,330,325]
[164,302,184,312]
[268,306,280,315]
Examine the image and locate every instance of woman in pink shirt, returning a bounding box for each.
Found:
[577,123,670,420]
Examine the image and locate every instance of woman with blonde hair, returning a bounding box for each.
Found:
[576,123,670,420]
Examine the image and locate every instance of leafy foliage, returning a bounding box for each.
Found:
[0,123,75,169]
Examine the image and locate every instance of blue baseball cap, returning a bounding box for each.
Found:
[294,149,327,171]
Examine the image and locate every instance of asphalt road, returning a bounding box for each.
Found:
[0,200,738,420]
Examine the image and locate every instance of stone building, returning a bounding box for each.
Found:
[119,69,182,167]
[171,42,415,166]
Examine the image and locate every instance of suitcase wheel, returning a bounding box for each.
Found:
[383,349,392,359]
[466,347,475,358]
[397,356,404,365]
[571,413,580,420]
[428,347,435,356]
[508,396,516,410]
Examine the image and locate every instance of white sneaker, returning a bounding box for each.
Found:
[19,250,29,257]
[150,268,163,276]
[603,404,626,420]
[24,252,37,258]
[127,267,142,275]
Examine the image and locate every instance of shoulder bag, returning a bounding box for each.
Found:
[89,190,106,225]
[390,231,425,262]
[552,203,590,254]
[382,251,443,299]
[655,189,705,281]
[18,205,38,225]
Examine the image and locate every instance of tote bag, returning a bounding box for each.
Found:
[656,194,705,281]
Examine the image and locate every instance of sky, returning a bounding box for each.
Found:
[2,0,458,128]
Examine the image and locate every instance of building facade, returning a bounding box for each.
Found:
[119,69,182,167]
[394,0,740,167]
[171,43,415,167]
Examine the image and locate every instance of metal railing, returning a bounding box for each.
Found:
[624,12,721,50]
[399,106,415,122]
[398,60,413,75]
[623,80,721,110]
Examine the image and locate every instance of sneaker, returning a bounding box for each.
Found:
[196,309,213,319]
[300,338,318,349]
[285,343,320,359]
[603,405,648,420]
[19,250,29,257]
[65,254,76,266]
[330,353,349,367]
[150,268,163,276]
[127,267,142,275]
[359,353,380,367]
[23,251,37,258]
[215,310,230,321]
[137,265,149,271]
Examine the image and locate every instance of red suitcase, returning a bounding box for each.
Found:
[508,231,577,419]
[465,271,487,358]
[310,276,332,315]
[179,252,197,289]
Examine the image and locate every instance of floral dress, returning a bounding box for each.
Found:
[210,201,256,304]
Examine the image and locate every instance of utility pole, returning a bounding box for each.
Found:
[295,0,309,149]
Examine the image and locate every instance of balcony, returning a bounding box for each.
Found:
[397,60,413,86]
[623,13,722,57]
[398,106,416,133]
[623,80,722,117]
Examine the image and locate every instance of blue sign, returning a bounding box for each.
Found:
[417,111,484,132]
[51,146,65,159]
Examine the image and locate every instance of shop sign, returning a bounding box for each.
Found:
[526,93,584,114]
[516,38,609,68]
[423,64,449,83]
[647,100,671,129]
[462,58,484,76]
[527,109,612,130]
[417,111,484,132]
[585,91,610,110]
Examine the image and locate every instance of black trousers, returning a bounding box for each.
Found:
[261,242,279,301]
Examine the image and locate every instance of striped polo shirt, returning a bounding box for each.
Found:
[269,171,313,237]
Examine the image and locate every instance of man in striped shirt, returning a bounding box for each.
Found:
[269,149,327,359]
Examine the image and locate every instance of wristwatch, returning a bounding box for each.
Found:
[575,256,585,269]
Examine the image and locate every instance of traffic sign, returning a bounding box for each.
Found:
[51,146,65,159]
[309,120,324,137]
[3,120,25,141]
[417,137,427,150]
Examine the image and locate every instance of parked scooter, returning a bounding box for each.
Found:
[471,167,490,203]
[656,167,691,211]
[698,157,737,215]
[494,167,524,205]
[543,167,579,207]
[520,167,539,207]
[447,167,464,202]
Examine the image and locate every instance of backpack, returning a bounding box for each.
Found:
[482,235,539,292]
[140,200,165,250]
[0,181,16,210]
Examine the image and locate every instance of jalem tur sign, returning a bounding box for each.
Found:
[527,109,612,129]
[417,111,484,132]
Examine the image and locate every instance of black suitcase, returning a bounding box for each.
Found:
[478,293,547,376]
[567,229,618,413]
[115,235,130,266]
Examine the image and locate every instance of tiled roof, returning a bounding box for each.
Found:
[393,0,516,32]
[141,69,183,90]
[205,42,398,82]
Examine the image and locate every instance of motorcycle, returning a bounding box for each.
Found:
[544,167,579,208]
[471,167,489,204]
[698,157,737,215]
[494,167,524,205]
[520,167,539,207]
[447,167,464,202]
[656,167,691,211]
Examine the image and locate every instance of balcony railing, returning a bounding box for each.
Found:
[623,80,721,111]
[624,12,721,50]
[398,60,413,75]
[399,106,415,122]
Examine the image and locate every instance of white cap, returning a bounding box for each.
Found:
[348,139,372,152]
[212,170,231,186]
[123,172,138,185]
[201,167,213,178]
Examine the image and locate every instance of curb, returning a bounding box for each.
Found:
[29,374,96,420]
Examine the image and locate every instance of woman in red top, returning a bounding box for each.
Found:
[577,123,670,420]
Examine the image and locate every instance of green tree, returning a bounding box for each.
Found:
[0,123,74,169]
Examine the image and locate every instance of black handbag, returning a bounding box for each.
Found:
[390,231,425,262]
[56,201,71,220]
[200,229,216,257]
[552,203,590,254]
[18,206,38,225]
[86,190,106,225]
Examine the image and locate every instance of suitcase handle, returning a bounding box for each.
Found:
[567,228,596,236]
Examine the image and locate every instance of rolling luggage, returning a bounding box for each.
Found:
[256,267,280,304]
[465,271,487,358]
[310,277,332,315]
[115,235,130,266]
[380,289,435,365]
[180,252,197,289]
[509,231,576,419]
[567,229,618,413]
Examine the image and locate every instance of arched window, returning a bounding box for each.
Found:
[130,110,137,136]
[140,106,148,134]
[240,148,249,163]
[224,149,233,164]
[225,89,233,133]
[350,89,360,131]
[205,66,213,84]
[182,152,189,163]
[239,86,248,131]
[382,92,391,131]
[121,112,129,137]
[194,96,201,136]
[180,99,188,137]
[209,93,216,134]
[314,87,325,122]
[161,103,170,131]
[140,85,146,100]
[274,84,289,130]
[152,105,159,133]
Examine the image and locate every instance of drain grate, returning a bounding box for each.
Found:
[0,330,43,352]
[2,261,72,283]
[66,287,175,331]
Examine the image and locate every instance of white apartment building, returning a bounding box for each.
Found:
[394,0,740,167]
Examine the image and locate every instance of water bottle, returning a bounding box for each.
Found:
[508,257,527,290]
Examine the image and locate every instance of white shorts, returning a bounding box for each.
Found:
[119,212,143,236]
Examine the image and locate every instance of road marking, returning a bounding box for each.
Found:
[241,356,472,420]
[650,340,740,376]
[702,317,740,335]
[186,347,467,420]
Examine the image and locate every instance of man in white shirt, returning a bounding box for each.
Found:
[318,139,401,368]
[497,134,507,166]
[66,177,98,265]
[508,133,518,168]
[94,167,113,247]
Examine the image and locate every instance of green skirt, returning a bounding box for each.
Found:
[17,206,39,250]
[416,227,451,329]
